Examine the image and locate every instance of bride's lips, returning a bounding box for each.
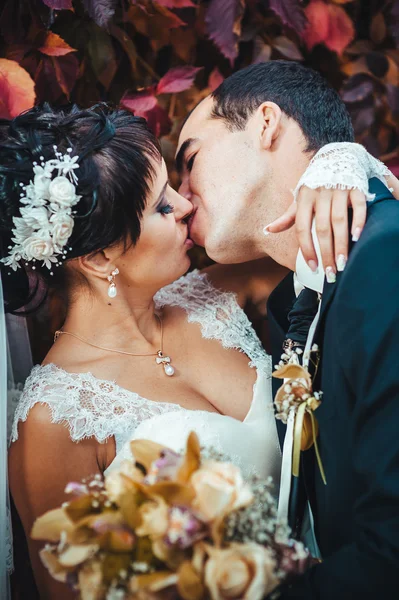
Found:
[184,236,194,249]
[184,222,195,249]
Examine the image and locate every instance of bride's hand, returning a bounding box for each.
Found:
[267,186,369,274]
[265,143,399,275]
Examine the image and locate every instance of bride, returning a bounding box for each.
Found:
[2,103,395,599]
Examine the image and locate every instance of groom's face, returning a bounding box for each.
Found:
[176,96,273,263]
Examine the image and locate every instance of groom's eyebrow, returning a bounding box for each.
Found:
[175,138,197,175]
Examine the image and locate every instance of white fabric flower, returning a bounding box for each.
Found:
[19,206,50,230]
[22,234,54,260]
[49,176,79,208]
[33,167,52,200]
[50,212,74,246]
[1,149,81,271]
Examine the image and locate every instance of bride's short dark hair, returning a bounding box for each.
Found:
[211,61,355,152]
[0,103,161,313]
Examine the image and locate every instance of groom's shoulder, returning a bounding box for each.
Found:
[359,196,399,247]
[345,196,399,278]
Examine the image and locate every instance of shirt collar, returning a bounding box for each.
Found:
[294,221,325,296]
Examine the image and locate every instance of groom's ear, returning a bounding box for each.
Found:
[257,102,282,150]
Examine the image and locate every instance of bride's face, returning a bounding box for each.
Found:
[118,158,194,291]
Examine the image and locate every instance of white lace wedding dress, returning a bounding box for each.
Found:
[11,270,282,485]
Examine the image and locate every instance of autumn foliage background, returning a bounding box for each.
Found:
[1,2,399,596]
[0,0,398,185]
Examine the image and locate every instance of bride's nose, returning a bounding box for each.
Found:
[171,188,193,221]
[178,178,192,201]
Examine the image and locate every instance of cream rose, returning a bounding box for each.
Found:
[136,498,169,539]
[204,544,279,600]
[51,213,74,247]
[49,176,77,208]
[105,460,143,503]
[190,461,253,522]
[22,235,54,260]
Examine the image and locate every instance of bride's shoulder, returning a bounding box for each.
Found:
[10,364,133,445]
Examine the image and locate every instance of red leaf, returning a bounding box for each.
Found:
[304,0,355,55]
[121,91,172,137]
[0,59,36,119]
[38,32,77,56]
[269,0,307,34]
[205,0,245,65]
[121,88,158,114]
[145,104,172,137]
[208,67,224,91]
[34,54,79,103]
[42,0,73,8]
[156,66,202,94]
[154,0,195,7]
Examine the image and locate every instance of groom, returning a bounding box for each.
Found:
[176,61,399,598]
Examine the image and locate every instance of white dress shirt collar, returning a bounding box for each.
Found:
[294,221,325,296]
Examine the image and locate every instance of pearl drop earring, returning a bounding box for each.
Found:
[107,268,119,298]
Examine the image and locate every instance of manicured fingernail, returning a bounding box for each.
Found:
[307,260,318,273]
[352,227,361,242]
[263,225,271,236]
[326,266,336,284]
[336,254,347,272]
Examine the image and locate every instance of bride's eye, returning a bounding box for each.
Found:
[187,154,196,172]
[159,202,175,215]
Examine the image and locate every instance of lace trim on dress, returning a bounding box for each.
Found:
[154,270,271,375]
[11,271,271,444]
[293,142,392,202]
[10,364,185,444]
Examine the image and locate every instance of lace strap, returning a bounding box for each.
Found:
[155,270,271,374]
[293,142,392,202]
[10,365,183,445]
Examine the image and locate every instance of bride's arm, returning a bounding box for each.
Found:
[9,404,113,600]
[266,143,399,273]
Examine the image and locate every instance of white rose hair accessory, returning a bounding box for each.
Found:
[1,147,81,274]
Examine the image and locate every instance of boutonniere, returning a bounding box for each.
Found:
[273,345,326,485]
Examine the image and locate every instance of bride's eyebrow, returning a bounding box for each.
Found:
[175,138,198,174]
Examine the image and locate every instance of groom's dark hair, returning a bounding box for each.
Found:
[211,61,354,152]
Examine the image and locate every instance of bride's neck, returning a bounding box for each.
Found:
[62,285,161,351]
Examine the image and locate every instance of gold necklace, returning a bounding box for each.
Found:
[54,313,175,377]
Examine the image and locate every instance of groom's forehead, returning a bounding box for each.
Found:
[176,96,221,160]
[178,97,214,142]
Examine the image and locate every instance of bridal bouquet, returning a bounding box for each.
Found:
[32,433,312,600]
